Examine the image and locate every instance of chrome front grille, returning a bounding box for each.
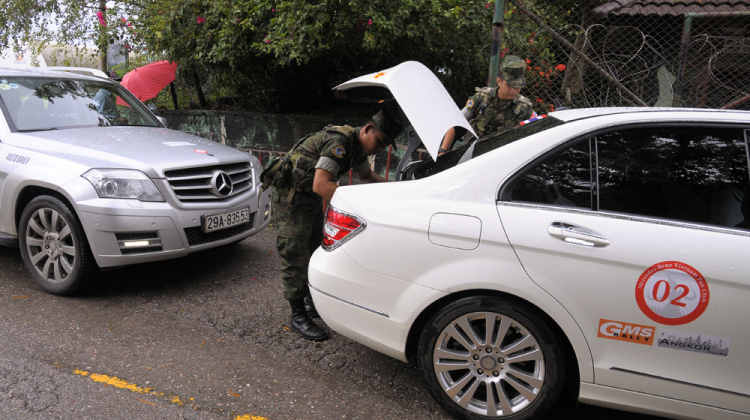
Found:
[164,162,254,202]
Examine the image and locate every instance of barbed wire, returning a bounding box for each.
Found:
[511,4,750,112]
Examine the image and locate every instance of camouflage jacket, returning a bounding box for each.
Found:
[464,87,534,137]
[273,125,369,201]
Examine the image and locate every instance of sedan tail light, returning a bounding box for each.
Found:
[322,205,366,251]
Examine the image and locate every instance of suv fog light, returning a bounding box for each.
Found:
[123,240,151,247]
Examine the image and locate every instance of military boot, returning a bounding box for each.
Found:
[304,294,320,319]
[289,299,329,341]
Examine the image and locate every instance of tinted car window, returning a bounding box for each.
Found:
[511,140,593,208]
[411,116,565,179]
[597,126,749,228]
[509,125,750,230]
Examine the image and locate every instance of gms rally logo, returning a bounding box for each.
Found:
[598,319,655,345]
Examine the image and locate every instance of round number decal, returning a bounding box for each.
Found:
[635,261,709,325]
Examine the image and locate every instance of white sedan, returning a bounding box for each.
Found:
[309,62,750,420]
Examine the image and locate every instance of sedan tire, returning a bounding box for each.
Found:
[418,296,565,420]
[18,196,96,295]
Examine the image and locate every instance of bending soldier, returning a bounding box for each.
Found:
[264,111,402,341]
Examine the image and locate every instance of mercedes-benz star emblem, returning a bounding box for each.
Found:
[211,171,234,197]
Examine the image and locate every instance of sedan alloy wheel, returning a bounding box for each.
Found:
[418,296,565,420]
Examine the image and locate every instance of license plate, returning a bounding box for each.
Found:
[202,207,251,233]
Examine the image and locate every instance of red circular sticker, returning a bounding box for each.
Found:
[194,149,208,154]
[635,261,709,325]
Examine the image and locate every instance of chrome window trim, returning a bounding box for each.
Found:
[497,201,750,238]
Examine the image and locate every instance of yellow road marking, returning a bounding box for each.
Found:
[89,373,154,394]
[73,368,267,418]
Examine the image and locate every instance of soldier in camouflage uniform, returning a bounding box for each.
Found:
[268,111,402,341]
[439,55,536,155]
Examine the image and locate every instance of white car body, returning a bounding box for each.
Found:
[309,62,750,419]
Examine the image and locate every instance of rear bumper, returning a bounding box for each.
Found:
[308,246,447,362]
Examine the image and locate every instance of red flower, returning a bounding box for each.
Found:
[525,58,530,64]
[555,64,566,71]
[96,11,106,27]
[196,16,205,24]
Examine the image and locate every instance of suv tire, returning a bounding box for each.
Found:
[18,196,96,295]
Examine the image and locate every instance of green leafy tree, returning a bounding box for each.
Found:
[0,0,143,68]
[137,0,497,112]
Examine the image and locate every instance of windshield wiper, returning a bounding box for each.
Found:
[16,127,59,132]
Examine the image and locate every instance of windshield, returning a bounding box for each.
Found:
[411,115,565,179]
[0,76,160,131]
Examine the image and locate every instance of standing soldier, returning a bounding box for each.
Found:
[438,55,535,155]
[263,111,402,341]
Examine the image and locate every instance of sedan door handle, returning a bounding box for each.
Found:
[548,222,610,247]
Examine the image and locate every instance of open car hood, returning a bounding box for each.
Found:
[333,61,476,162]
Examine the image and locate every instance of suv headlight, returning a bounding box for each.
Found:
[82,169,165,202]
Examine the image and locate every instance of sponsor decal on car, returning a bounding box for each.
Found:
[598,319,655,345]
[374,72,386,79]
[163,142,195,147]
[656,329,731,357]
[635,261,709,326]
[5,153,30,165]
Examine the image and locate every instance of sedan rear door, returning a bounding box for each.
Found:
[497,123,750,413]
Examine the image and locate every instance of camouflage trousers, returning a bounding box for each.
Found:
[271,187,324,302]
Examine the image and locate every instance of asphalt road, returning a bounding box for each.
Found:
[0,226,663,420]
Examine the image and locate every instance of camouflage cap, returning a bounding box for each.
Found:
[500,55,527,89]
[371,110,403,147]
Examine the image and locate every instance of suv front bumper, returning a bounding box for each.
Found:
[61,177,272,268]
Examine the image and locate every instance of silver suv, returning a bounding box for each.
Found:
[0,68,271,295]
